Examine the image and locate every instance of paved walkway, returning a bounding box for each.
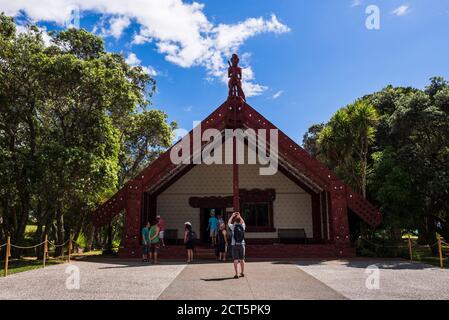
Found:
[159,261,344,300]
[0,258,448,300]
[296,259,449,300]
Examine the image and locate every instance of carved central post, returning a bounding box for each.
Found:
[227,53,245,213]
[232,102,240,212]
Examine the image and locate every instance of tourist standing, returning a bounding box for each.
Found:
[141,222,150,262]
[157,215,166,247]
[217,223,228,262]
[184,222,196,263]
[208,212,219,247]
[217,213,225,226]
[228,212,246,278]
[149,220,160,264]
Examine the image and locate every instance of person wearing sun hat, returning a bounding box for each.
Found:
[184,222,196,263]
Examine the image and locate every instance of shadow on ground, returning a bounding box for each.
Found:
[295,258,438,270]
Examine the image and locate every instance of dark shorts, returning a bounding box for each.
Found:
[185,240,194,250]
[232,245,245,261]
[142,244,150,255]
[218,241,226,253]
[149,242,160,253]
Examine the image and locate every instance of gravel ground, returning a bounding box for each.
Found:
[296,259,449,300]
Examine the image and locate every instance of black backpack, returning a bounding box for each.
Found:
[189,231,197,241]
[233,224,245,244]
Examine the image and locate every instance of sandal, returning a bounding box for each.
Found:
[240,273,245,277]
[233,275,239,279]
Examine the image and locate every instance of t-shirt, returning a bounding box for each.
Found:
[228,223,246,245]
[209,216,218,231]
[141,227,150,245]
[149,225,160,244]
[158,218,166,231]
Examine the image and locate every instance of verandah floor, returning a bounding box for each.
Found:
[126,244,356,260]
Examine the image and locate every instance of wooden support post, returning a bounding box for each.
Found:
[438,237,444,268]
[408,234,413,263]
[4,236,10,277]
[68,232,73,263]
[43,235,48,268]
[232,103,240,213]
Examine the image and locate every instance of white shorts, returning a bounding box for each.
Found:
[159,231,165,239]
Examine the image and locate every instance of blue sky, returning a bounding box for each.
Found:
[2,0,449,143]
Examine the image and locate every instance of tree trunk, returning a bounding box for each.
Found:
[86,223,95,252]
[54,202,65,257]
[418,215,438,255]
[390,226,402,241]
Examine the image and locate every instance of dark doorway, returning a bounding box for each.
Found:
[200,208,226,243]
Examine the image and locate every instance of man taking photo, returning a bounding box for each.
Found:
[228,212,246,279]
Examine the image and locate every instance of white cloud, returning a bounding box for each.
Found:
[1,0,290,97]
[351,0,363,8]
[391,5,410,16]
[183,106,193,112]
[15,24,52,46]
[125,52,158,77]
[142,65,158,77]
[125,52,141,66]
[108,15,130,39]
[272,90,283,99]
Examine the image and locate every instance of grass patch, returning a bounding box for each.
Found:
[358,239,449,269]
[0,257,65,277]
[0,250,102,277]
[411,245,449,269]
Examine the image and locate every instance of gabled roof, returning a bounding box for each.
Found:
[92,99,382,228]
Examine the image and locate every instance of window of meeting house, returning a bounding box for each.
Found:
[240,202,273,232]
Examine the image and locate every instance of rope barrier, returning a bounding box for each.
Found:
[4,239,74,250]
[10,241,47,249]
[361,238,410,249]
[49,239,70,248]
[361,238,440,249]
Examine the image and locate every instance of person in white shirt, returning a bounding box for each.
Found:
[228,212,246,278]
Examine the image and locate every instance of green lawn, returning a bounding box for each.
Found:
[410,245,449,269]
[358,237,448,269]
[0,257,65,277]
[0,251,103,277]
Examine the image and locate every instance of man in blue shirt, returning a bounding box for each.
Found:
[141,222,150,262]
[208,212,219,246]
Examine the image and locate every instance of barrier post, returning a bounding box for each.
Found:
[68,232,73,263]
[43,235,48,268]
[438,237,444,268]
[4,236,11,277]
[408,234,413,262]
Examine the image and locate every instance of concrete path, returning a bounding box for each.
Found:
[296,259,449,300]
[1,258,448,300]
[159,261,345,300]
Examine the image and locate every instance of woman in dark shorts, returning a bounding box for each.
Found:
[217,223,228,261]
[184,222,195,263]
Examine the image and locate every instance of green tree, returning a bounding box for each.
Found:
[0,14,175,255]
[318,100,379,198]
[302,123,324,157]
[308,78,449,249]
